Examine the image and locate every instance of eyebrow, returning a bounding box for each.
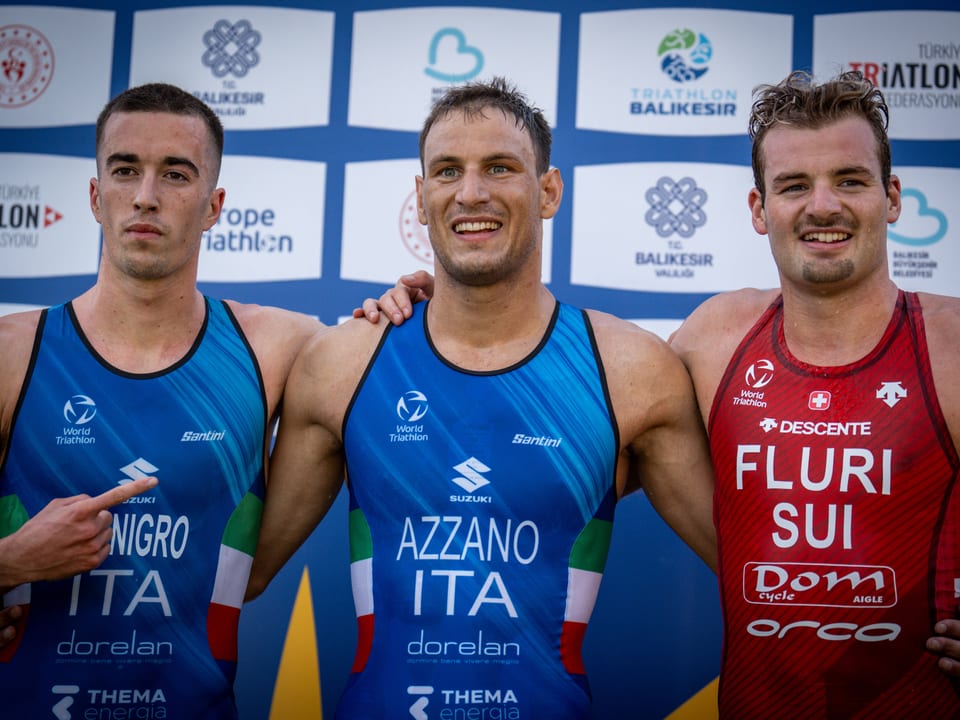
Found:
[427,152,523,168]
[105,152,201,177]
[770,164,875,185]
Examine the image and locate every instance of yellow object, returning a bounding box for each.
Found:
[269,567,323,720]
[665,677,718,720]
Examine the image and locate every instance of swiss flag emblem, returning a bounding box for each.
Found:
[808,391,831,411]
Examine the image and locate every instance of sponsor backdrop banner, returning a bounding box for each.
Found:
[0,1,957,718]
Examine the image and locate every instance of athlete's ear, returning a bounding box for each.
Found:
[540,167,563,220]
[90,178,103,224]
[749,187,767,235]
[886,174,902,225]
[415,176,427,226]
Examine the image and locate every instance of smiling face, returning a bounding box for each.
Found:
[90,111,225,283]
[415,108,562,288]
[749,114,901,292]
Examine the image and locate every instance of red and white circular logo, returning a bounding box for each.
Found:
[398,190,433,264]
[0,25,55,108]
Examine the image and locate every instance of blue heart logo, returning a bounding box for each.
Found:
[424,28,484,82]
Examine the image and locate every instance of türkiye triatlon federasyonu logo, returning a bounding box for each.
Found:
[0,24,54,107]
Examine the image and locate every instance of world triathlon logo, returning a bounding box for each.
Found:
[202,19,261,78]
[0,24,54,107]
[63,395,97,425]
[657,28,712,84]
[397,390,429,423]
[644,177,708,238]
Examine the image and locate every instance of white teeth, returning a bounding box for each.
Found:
[454,221,500,232]
[803,232,848,243]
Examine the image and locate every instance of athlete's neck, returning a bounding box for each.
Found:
[779,278,900,366]
[71,280,207,374]
[426,280,556,372]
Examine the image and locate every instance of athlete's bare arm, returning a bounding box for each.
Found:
[225,301,323,430]
[590,311,717,571]
[919,293,960,677]
[246,318,388,600]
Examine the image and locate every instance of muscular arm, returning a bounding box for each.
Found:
[591,312,717,572]
[0,311,157,643]
[246,319,387,600]
[918,293,960,676]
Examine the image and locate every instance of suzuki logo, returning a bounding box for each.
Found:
[451,457,491,493]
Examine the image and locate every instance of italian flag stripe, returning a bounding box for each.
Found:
[349,508,375,673]
[561,513,613,675]
[0,494,31,663]
[568,518,612,573]
[349,508,373,563]
[560,620,588,675]
[210,544,255,608]
[0,495,29,538]
[352,613,374,673]
[207,491,262,662]
[221,492,263,555]
[351,558,374,617]
[564,567,603,623]
[207,603,242,662]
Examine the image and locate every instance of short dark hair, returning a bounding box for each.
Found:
[95,83,224,174]
[749,70,891,203]
[419,76,552,175]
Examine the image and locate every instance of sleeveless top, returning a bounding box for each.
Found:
[339,301,618,719]
[710,291,960,718]
[0,298,267,719]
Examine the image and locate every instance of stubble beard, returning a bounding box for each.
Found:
[801,258,856,284]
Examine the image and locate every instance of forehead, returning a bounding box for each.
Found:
[422,109,535,162]
[99,111,214,162]
[761,115,881,178]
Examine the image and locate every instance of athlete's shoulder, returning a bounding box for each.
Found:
[583,307,673,363]
[221,299,322,345]
[913,292,960,449]
[0,308,45,450]
[671,288,775,365]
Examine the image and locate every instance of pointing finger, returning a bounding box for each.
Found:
[87,477,158,512]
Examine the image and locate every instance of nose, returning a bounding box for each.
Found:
[806,182,843,218]
[133,173,160,211]
[456,168,491,206]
